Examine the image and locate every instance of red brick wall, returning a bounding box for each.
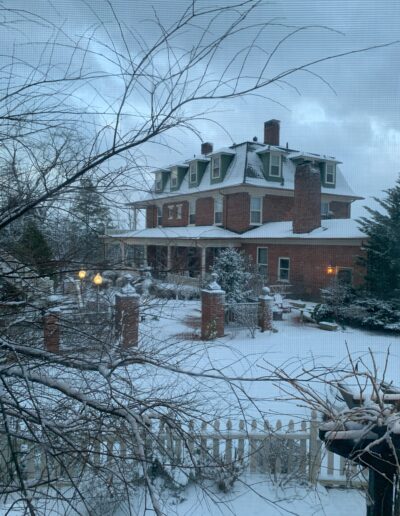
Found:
[196,197,214,226]
[162,201,188,227]
[224,192,250,233]
[330,201,351,219]
[263,195,294,222]
[241,242,365,300]
[146,205,157,228]
[293,163,321,234]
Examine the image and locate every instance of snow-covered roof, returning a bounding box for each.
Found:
[241,218,366,240]
[138,141,358,204]
[108,225,239,240]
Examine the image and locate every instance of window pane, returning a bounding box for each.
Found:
[280,258,290,269]
[271,155,280,166]
[190,163,197,182]
[251,211,261,224]
[250,197,261,210]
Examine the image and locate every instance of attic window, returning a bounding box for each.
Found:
[155,172,162,191]
[270,154,281,177]
[189,162,197,183]
[212,156,221,179]
[170,168,178,189]
[325,163,336,184]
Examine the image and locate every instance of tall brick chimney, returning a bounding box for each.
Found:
[264,119,280,146]
[293,162,321,234]
[201,142,213,155]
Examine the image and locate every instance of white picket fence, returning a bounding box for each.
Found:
[1,411,366,489]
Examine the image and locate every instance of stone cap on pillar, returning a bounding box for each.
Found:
[202,273,225,294]
[116,283,140,298]
[259,286,273,301]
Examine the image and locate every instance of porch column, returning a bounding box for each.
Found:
[120,241,126,265]
[167,245,172,271]
[200,246,206,279]
[143,244,148,267]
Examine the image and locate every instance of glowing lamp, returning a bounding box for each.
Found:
[326,265,335,275]
[78,270,87,280]
[93,273,103,286]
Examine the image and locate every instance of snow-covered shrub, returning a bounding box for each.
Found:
[212,248,254,303]
[150,282,200,300]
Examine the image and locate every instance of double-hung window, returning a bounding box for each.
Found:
[270,154,281,177]
[157,206,162,226]
[325,163,336,185]
[214,195,223,225]
[170,168,178,189]
[257,247,268,278]
[155,172,162,192]
[278,257,290,282]
[212,156,221,179]
[250,197,262,224]
[189,162,197,184]
[189,199,196,225]
[321,201,330,217]
[167,205,174,220]
[176,204,182,220]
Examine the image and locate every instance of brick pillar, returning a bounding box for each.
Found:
[201,273,225,340]
[44,310,60,353]
[115,284,140,348]
[258,287,273,332]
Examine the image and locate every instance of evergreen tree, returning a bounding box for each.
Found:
[14,219,54,276]
[358,176,400,299]
[69,177,112,265]
[211,248,252,303]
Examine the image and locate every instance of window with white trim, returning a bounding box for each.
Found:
[270,154,281,177]
[170,168,178,189]
[157,206,162,226]
[176,204,182,220]
[189,162,197,184]
[189,199,196,225]
[257,247,268,278]
[278,257,290,282]
[250,196,262,224]
[325,163,336,184]
[214,195,223,225]
[155,172,162,191]
[321,201,330,217]
[212,156,221,179]
[167,205,174,220]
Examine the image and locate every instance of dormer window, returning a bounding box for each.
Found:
[189,162,197,184]
[155,172,162,192]
[325,163,336,185]
[170,168,178,189]
[212,156,221,180]
[270,154,281,177]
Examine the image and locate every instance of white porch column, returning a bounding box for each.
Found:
[143,245,148,267]
[167,245,172,271]
[200,246,206,279]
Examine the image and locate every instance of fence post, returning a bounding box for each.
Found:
[309,410,322,484]
[201,273,225,340]
[213,420,220,461]
[258,287,274,332]
[225,420,232,464]
[238,420,245,464]
[249,420,257,473]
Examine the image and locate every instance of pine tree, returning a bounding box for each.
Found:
[69,177,112,265]
[14,219,54,276]
[358,176,400,299]
[211,248,252,303]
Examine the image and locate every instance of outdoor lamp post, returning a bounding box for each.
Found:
[93,273,103,312]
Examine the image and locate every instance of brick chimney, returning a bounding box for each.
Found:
[264,119,280,146]
[293,162,321,234]
[201,142,213,155]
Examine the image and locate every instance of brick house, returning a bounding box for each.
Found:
[106,119,366,299]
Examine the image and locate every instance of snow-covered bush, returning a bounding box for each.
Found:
[211,248,254,303]
[150,282,200,300]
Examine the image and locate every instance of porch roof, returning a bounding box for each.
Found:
[107,225,239,240]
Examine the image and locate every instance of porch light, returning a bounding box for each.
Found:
[78,269,87,280]
[93,273,103,286]
[326,265,335,275]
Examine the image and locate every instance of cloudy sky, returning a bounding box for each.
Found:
[5,0,400,218]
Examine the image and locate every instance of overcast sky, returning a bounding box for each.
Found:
[5,0,400,218]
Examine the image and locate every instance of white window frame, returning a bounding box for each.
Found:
[189,199,196,225]
[321,201,330,217]
[325,163,336,185]
[176,203,182,220]
[212,156,221,180]
[269,153,281,177]
[155,172,162,191]
[167,205,174,220]
[214,194,223,225]
[170,168,178,189]
[250,196,262,225]
[278,257,290,282]
[189,162,197,184]
[257,247,268,278]
[157,206,162,226]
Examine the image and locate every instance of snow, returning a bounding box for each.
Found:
[108,225,239,240]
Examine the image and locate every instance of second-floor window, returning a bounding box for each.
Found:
[176,204,182,220]
[189,162,197,183]
[214,195,223,225]
[168,205,174,220]
[250,196,262,224]
[325,163,336,184]
[212,156,221,179]
[170,168,178,189]
[270,154,281,177]
[157,206,162,226]
[189,199,196,225]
